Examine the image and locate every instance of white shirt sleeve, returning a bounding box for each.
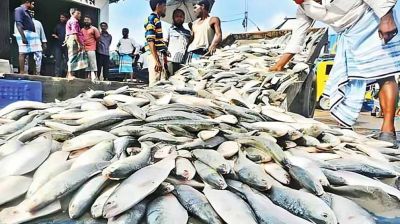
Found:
[363,0,397,18]
[39,22,47,43]
[284,7,314,54]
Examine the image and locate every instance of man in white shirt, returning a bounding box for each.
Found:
[271,0,399,147]
[117,28,140,81]
[29,10,47,75]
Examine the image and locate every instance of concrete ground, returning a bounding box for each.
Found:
[314,109,400,136]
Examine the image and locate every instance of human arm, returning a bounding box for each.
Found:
[165,28,170,47]
[39,22,47,50]
[363,0,398,44]
[94,27,101,42]
[145,15,162,72]
[116,39,121,55]
[16,23,28,44]
[363,0,397,18]
[52,25,59,39]
[148,41,162,72]
[208,17,222,55]
[270,7,313,71]
[15,9,27,44]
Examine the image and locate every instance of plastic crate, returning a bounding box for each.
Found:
[0,79,42,108]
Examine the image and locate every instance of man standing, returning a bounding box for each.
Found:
[165,9,191,76]
[270,0,399,146]
[145,0,168,86]
[187,0,222,61]
[82,15,100,80]
[14,0,39,74]
[117,28,139,81]
[96,22,112,81]
[66,8,87,80]
[52,13,68,77]
[29,10,47,75]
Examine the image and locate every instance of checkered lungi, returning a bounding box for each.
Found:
[66,35,88,72]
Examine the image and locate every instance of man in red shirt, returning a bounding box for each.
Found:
[82,15,100,80]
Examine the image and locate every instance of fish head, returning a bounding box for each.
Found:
[308,207,337,224]
[24,196,43,212]
[68,203,81,219]
[102,166,116,179]
[215,178,228,190]
[217,165,231,175]
[102,199,120,218]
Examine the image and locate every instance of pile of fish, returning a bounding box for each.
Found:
[154,29,325,108]
[0,84,399,224]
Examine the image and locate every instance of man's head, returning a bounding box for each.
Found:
[60,13,68,23]
[70,8,81,20]
[83,16,92,27]
[173,9,185,27]
[28,10,35,18]
[194,0,211,18]
[100,22,108,32]
[150,0,167,18]
[22,0,35,10]
[122,28,129,37]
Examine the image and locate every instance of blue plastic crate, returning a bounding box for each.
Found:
[0,79,42,108]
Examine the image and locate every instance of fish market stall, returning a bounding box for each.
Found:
[0,81,400,223]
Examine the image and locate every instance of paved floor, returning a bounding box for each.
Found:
[314,109,400,136]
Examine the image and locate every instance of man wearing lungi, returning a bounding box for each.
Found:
[66,8,88,80]
[271,0,399,147]
[117,28,140,81]
[145,0,168,87]
[14,0,37,74]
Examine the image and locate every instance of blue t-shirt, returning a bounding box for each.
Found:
[14,5,35,32]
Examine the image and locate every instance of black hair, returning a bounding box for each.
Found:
[70,8,80,15]
[84,15,92,20]
[197,0,211,11]
[173,9,185,17]
[100,22,108,26]
[122,28,129,32]
[149,0,166,11]
[60,13,69,18]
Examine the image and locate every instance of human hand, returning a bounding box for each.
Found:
[22,37,28,44]
[207,45,217,55]
[379,10,398,44]
[155,60,163,73]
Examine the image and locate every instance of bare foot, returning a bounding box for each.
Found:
[67,75,76,81]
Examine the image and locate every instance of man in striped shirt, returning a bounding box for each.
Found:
[145,0,168,87]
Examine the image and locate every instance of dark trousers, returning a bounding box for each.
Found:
[54,46,68,77]
[97,53,110,80]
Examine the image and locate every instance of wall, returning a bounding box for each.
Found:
[69,0,109,23]
[0,0,10,60]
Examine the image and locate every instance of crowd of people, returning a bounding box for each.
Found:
[13,0,222,84]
